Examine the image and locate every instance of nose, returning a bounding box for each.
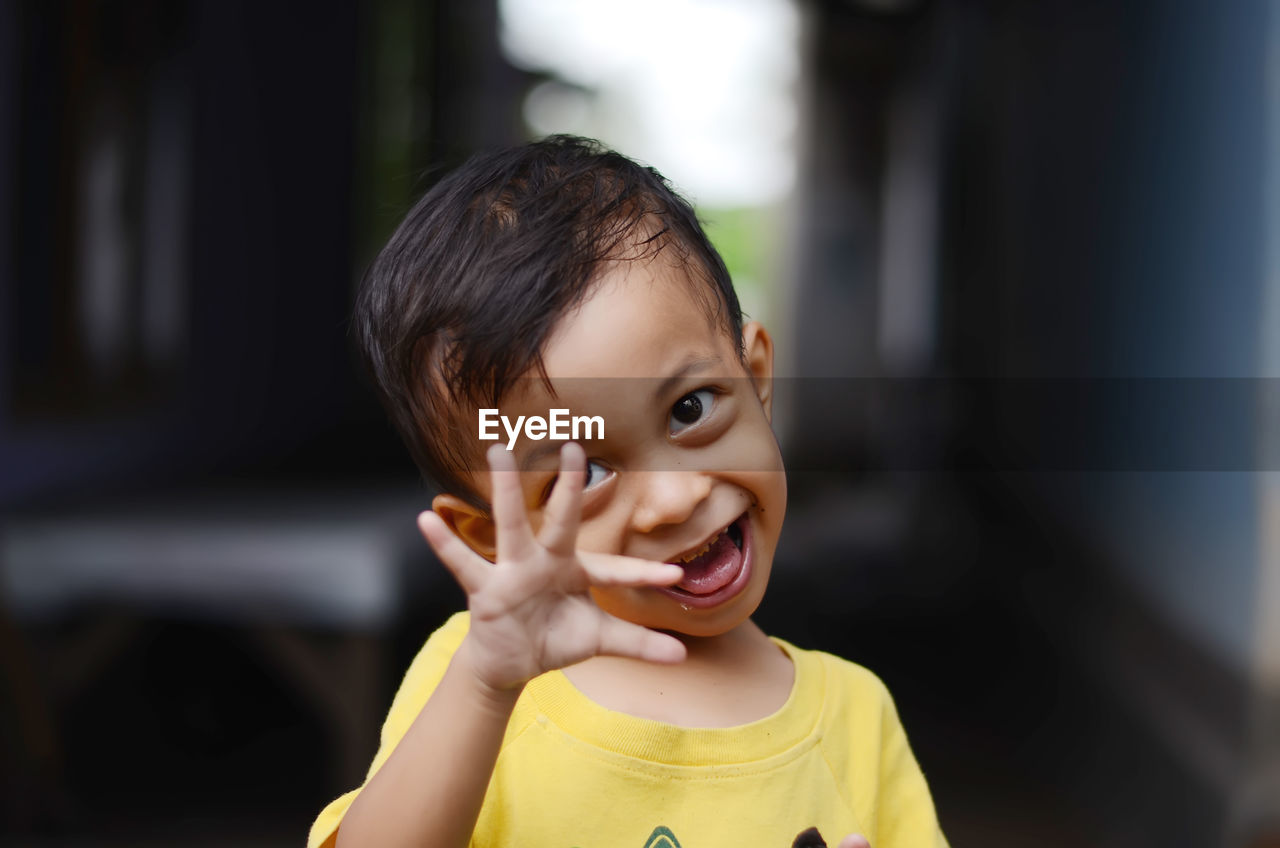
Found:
[629,471,713,534]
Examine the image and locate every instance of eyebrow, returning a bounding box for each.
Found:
[653,355,723,404]
[519,441,565,472]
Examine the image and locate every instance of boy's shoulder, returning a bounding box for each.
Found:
[400,610,471,683]
[376,611,472,740]
[770,635,900,721]
[427,609,472,651]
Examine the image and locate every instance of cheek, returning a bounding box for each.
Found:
[752,470,787,509]
[572,508,629,556]
[734,406,785,468]
[745,471,787,542]
[725,428,787,496]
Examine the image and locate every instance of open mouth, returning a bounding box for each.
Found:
[659,513,752,609]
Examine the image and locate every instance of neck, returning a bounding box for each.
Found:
[669,618,770,664]
[562,617,795,727]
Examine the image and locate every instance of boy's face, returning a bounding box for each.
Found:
[438,253,786,639]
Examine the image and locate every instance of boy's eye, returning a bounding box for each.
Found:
[669,389,715,433]
[541,460,611,503]
[583,459,610,490]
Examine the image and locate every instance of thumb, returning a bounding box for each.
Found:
[838,836,871,848]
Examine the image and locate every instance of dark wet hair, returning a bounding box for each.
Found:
[355,135,743,507]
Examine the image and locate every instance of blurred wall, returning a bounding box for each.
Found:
[1,0,375,510]
[792,0,1279,843]
[0,0,536,512]
[964,0,1269,677]
[794,0,1271,688]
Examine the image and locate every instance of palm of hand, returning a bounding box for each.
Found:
[417,443,687,694]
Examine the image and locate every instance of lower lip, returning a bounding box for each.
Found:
[657,514,753,610]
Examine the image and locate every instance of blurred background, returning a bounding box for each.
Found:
[2,0,1279,845]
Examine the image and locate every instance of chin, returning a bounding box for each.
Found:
[627,580,770,640]
[666,611,756,639]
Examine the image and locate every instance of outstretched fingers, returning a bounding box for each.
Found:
[486,444,536,562]
[417,510,490,594]
[580,552,685,588]
[538,442,585,556]
[595,615,687,664]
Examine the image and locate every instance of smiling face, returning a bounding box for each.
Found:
[438,251,786,639]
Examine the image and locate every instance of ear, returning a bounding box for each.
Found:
[432,493,497,562]
[741,320,775,419]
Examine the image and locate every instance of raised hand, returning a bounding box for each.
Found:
[416,442,687,695]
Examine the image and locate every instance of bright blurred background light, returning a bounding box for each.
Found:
[499,0,800,208]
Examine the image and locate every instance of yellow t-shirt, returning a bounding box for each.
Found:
[309,612,949,848]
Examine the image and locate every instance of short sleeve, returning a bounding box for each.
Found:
[307,611,471,848]
[871,677,950,848]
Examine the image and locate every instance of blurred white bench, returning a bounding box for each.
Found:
[0,483,436,790]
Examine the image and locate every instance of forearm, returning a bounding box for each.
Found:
[335,637,521,848]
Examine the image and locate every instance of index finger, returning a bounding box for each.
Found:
[487,443,535,562]
[579,551,685,588]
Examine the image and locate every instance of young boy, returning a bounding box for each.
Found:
[309,136,949,848]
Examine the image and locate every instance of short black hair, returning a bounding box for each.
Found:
[355,135,743,506]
